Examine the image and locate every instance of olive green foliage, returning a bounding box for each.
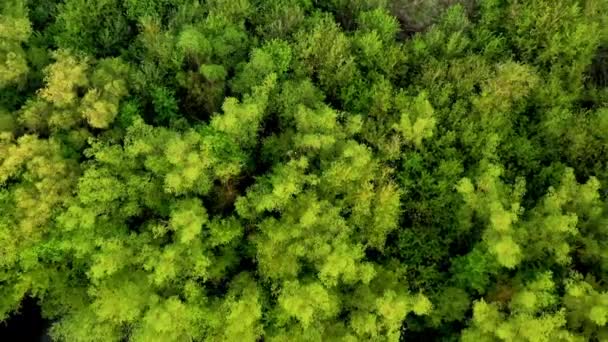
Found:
[1,0,608,341]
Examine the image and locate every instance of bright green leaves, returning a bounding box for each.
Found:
[462,271,608,341]
[211,74,275,147]
[271,275,432,341]
[231,39,291,94]
[146,242,211,285]
[364,183,401,249]
[473,61,539,125]
[357,8,400,43]
[507,0,602,68]
[509,272,558,315]
[0,133,77,237]
[216,273,263,341]
[0,11,31,88]
[177,26,212,62]
[455,163,606,340]
[199,64,226,82]
[518,170,592,265]
[19,50,129,131]
[231,70,423,340]
[343,266,433,341]
[88,238,138,281]
[136,16,182,72]
[39,50,89,109]
[407,4,471,61]
[375,290,432,339]
[589,305,608,326]
[394,92,436,148]
[249,192,361,282]
[1,1,607,341]
[237,156,312,217]
[130,296,206,342]
[457,163,524,268]
[294,15,356,96]
[278,280,340,328]
[163,129,213,194]
[503,0,606,112]
[353,9,404,77]
[89,273,152,325]
[49,307,124,342]
[463,301,572,342]
[81,58,129,128]
[374,291,415,340]
[78,134,165,217]
[196,13,250,68]
[0,132,81,323]
[457,165,602,270]
[292,105,340,150]
[321,140,377,192]
[318,242,373,287]
[0,15,30,42]
[202,73,276,180]
[32,52,278,339]
[211,97,263,148]
[564,276,608,337]
[170,199,208,244]
[462,300,502,341]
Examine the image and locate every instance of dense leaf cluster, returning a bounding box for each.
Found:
[1,0,608,341]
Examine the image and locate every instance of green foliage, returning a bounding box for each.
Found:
[0,7,31,88]
[54,0,133,56]
[1,1,608,341]
[19,50,129,131]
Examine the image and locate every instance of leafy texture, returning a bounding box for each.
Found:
[1,0,608,341]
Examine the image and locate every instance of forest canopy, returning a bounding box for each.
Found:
[1,0,608,341]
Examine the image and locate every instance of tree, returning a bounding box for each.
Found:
[0,1,607,341]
